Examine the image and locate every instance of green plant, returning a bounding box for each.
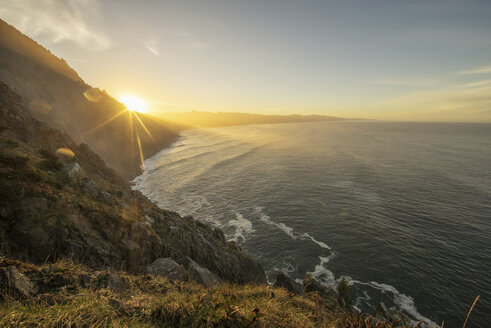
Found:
[337,276,355,309]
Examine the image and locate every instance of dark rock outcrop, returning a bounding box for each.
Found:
[178,257,221,287]
[273,271,304,295]
[147,258,187,281]
[0,266,37,297]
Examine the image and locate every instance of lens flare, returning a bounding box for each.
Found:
[119,95,148,113]
[55,147,75,159]
[29,99,52,115]
[84,88,103,102]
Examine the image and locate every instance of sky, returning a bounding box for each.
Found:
[1,0,491,122]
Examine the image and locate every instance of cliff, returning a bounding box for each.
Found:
[0,19,181,180]
[0,82,265,284]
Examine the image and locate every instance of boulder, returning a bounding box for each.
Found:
[273,271,304,295]
[1,266,37,297]
[63,162,85,179]
[146,258,186,281]
[178,257,221,287]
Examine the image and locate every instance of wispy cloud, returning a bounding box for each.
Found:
[458,65,491,75]
[0,0,111,51]
[458,80,491,88]
[142,39,160,56]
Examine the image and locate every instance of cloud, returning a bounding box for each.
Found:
[142,39,160,56]
[458,80,491,88]
[0,0,111,51]
[458,65,491,75]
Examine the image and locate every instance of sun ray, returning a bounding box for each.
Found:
[136,130,145,174]
[75,109,127,142]
[133,111,154,140]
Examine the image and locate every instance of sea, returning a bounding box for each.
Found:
[133,121,491,328]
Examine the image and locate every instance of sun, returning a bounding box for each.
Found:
[119,95,148,113]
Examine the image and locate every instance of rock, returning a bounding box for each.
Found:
[2,266,37,297]
[147,258,186,281]
[375,302,388,320]
[63,162,85,179]
[178,257,221,287]
[273,271,304,295]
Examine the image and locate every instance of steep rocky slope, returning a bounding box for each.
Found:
[0,82,265,284]
[0,19,181,179]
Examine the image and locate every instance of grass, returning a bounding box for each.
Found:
[4,257,470,328]
[0,258,349,328]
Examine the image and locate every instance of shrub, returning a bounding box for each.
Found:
[337,276,355,309]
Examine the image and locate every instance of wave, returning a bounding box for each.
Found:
[257,211,296,239]
[350,280,438,327]
[301,233,331,249]
[255,207,331,250]
[307,255,336,286]
[226,212,255,242]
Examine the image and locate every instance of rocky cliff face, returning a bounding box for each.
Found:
[0,82,266,284]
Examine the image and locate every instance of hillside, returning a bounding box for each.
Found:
[0,19,181,179]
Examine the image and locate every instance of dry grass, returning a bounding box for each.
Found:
[1,258,479,328]
[0,258,346,328]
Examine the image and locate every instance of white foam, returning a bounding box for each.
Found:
[255,206,332,250]
[307,255,336,286]
[258,212,296,239]
[227,212,255,242]
[301,233,331,249]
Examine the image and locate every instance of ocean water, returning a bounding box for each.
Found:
[134,121,491,327]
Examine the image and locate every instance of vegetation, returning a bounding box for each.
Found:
[0,258,410,328]
[337,277,355,309]
[36,149,63,171]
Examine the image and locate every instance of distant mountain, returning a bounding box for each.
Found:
[159,111,344,128]
[0,19,180,179]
